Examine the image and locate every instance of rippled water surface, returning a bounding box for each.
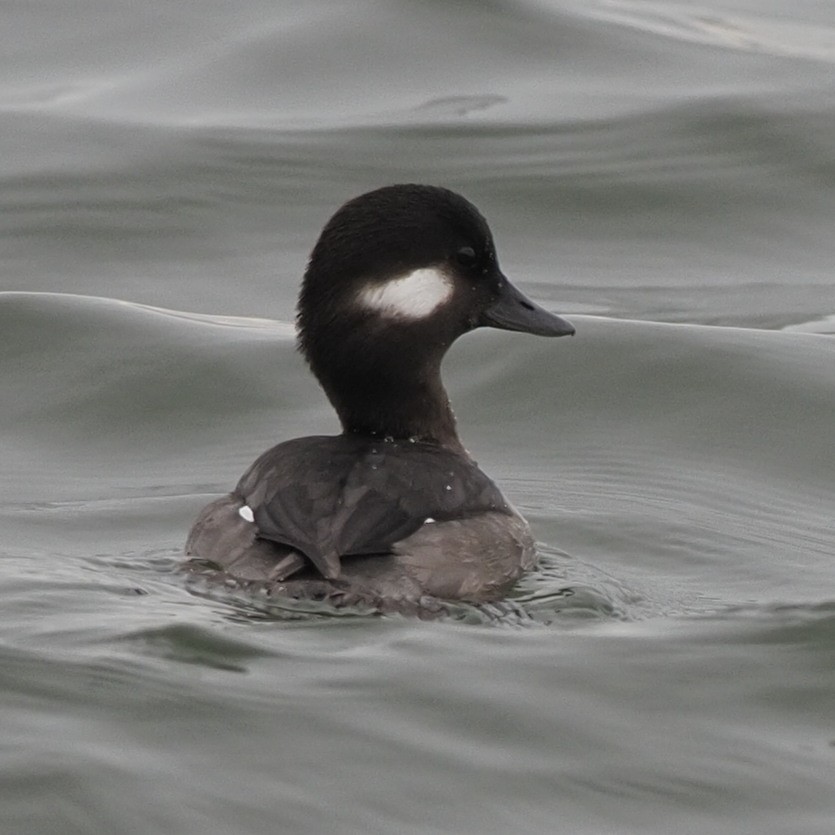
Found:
[2,1,834,833]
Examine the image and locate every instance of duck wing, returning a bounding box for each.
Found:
[235,435,510,580]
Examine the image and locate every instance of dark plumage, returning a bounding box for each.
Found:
[185,184,574,612]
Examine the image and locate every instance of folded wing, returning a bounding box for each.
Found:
[235,435,510,579]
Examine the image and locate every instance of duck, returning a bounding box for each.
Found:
[185,184,574,613]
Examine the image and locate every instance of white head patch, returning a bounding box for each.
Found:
[357,268,452,320]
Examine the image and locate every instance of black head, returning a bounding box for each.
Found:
[296,184,574,446]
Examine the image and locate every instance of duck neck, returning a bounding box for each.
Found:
[316,359,464,454]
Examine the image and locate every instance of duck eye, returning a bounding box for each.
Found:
[455,246,478,268]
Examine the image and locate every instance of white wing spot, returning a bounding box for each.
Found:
[424,517,436,524]
[238,505,255,523]
[357,268,453,319]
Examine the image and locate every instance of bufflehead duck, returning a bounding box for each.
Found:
[185,184,574,612]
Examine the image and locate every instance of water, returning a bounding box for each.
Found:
[2,1,834,832]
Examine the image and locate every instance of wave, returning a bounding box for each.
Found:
[2,291,832,620]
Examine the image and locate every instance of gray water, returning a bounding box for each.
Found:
[2,1,835,833]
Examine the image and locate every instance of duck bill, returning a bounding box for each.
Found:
[480,275,575,337]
